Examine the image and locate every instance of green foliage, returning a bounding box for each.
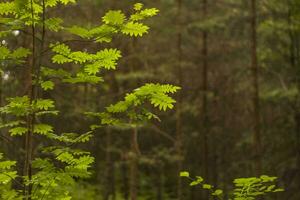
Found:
[180,171,223,199]
[107,83,179,113]
[41,80,55,91]
[102,10,126,25]
[121,22,149,37]
[180,171,284,200]
[233,176,284,200]
[0,2,16,15]
[88,83,180,128]
[0,153,20,200]
[50,43,122,81]
[0,46,30,64]
[65,3,158,42]
[0,1,171,199]
[0,96,31,117]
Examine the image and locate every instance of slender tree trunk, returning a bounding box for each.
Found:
[23,1,36,199]
[288,1,300,188]
[175,0,183,199]
[250,0,262,176]
[121,155,129,200]
[129,127,139,200]
[24,1,46,199]
[104,128,115,200]
[201,0,209,194]
[296,35,300,197]
[295,114,300,174]
[156,162,163,200]
[103,72,119,200]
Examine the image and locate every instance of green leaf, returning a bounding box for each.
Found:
[203,184,212,190]
[133,3,143,11]
[212,189,223,196]
[51,43,71,55]
[59,0,76,5]
[35,99,55,110]
[0,96,30,116]
[52,54,73,64]
[140,8,159,17]
[190,181,199,186]
[41,80,55,90]
[102,10,126,25]
[273,189,284,192]
[0,120,25,129]
[67,26,91,38]
[34,124,53,135]
[9,127,27,136]
[121,22,149,37]
[11,47,30,59]
[45,17,63,32]
[179,171,190,177]
[0,2,16,15]
[0,46,10,60]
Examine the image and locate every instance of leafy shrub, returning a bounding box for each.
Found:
[180,171,284,200]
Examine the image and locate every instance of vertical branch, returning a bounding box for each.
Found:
[156,162,163,200]
[24,0,46,198]
[104,128,115,200]
[24,0,36,199]
[175,0,183,199]
[288,1,300,188]
[201,0,209,185]
[121,154,129,200]
[250,0,262,175]
[35,0,46,99]
[129,126,139,200]
[103,70,119,200]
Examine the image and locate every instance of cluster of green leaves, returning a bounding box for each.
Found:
[0,46,30,62]
[0,45,30,75]
[29,148,94,200]
[0,153,19,200]
[180,171,284,200]
[0,0,76,27]
[0,96,57,137]
[0,96,94,200]
[87,83,180,128]
[180,171,223,199]
[49,43,122,84]
[47,3,159,86]
[0,0,176,199]
[67,3,158,40]
[233,176,284,200]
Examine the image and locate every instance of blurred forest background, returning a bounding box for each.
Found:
[1,0,300,199]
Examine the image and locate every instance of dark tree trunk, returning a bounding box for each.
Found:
[156,163,163,200]
[201,1,210,199]
[23,2,36,199]
[175,0,184,199]
[104,128,115,200]
[129,127,139,200]
[250,0,262,176]
[121,157,129,200]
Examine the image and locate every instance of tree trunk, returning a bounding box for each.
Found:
[201,1,209,199]
[23,2,36,199]
[250,0,262,176]
[288,1,300,189]
[156,163,163,200]
[176,0,183,199]
[121,156,129,200]
[129,127,139,200]
[104,128,115,200]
